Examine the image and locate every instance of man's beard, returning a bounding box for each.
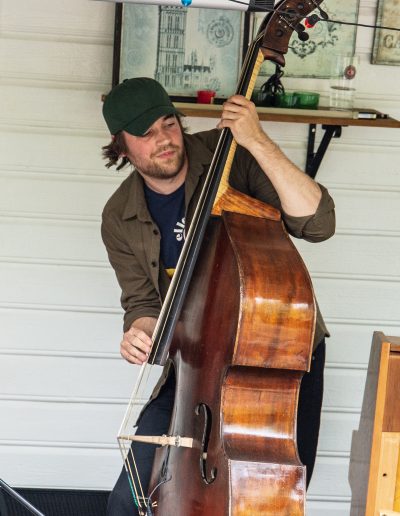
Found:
[134,145,186,180]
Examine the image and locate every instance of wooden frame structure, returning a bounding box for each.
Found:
[350,332,400,516]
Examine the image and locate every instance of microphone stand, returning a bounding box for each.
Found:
[0,478,46,516]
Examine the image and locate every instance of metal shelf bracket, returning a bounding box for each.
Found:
[305,124,342,178]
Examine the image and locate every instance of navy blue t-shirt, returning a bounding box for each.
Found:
[144,182,185,277]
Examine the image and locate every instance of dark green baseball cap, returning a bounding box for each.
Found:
[102,77,179,136]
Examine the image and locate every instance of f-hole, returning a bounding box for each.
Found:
[195,402,217,485]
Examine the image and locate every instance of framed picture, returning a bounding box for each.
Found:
[372,0,400,65]
[252,0,360,79]
[113,3,247,102]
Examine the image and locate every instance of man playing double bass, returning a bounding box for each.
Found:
[101,77,335,516]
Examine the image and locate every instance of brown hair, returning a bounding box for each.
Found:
[102,132,130,171]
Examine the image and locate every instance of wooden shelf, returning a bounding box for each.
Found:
[175,102,400,129]
[174,102,400,178]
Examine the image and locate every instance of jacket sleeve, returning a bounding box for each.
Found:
[101,211,161,333]
[280,184,335,242]
[230,145,336,242]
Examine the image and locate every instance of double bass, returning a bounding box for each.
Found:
[118,1,324,514]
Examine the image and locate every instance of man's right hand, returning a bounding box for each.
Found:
[120,317,156,365]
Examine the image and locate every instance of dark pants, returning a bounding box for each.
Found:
[297,339,326,487]
[107,340,326,515]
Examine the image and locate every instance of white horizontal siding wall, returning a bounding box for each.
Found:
[0,1,399,514]
[0,0,131,491]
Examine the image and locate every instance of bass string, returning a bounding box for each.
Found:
[118,362,154,509]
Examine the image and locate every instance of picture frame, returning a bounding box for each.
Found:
[372,0,400,65]
[251,0,360,80]
[113,3,248,103]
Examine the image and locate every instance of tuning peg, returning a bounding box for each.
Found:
[305,14,320,28]
[310,1,329,20]
[318,7,329,20]
[298,31,310,41]
[296,23,310,41]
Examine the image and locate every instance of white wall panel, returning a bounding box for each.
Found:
[0,40,112,87]
[296,233,400,277]
[332,189,400,233]
[307,501,351,516]
[0,219,108,263]
[1,0,114,38]
[3,263,398,319]
[0,132,118,174]
[324,322,400,365]
[318,411,361,454]
[308,456,351,497]
[0,173,116,218]
[0,354,162,402]
[314,276,400,326]
[323,368,367,411]
[317,142,400,185]
[0,400,125,444]
[0,353,359,411]
[0,308,122,354]
[0,263,119,308]
[1,446,121,490]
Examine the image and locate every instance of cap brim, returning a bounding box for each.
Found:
[123,105,180,136]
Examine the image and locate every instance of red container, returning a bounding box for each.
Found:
[197,90,216,104]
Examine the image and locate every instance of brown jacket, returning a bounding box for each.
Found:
[102,129,335,349]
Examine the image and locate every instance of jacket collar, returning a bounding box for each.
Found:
[122,171,151,222]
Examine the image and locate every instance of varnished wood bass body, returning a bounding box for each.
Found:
[149,202,316,515]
